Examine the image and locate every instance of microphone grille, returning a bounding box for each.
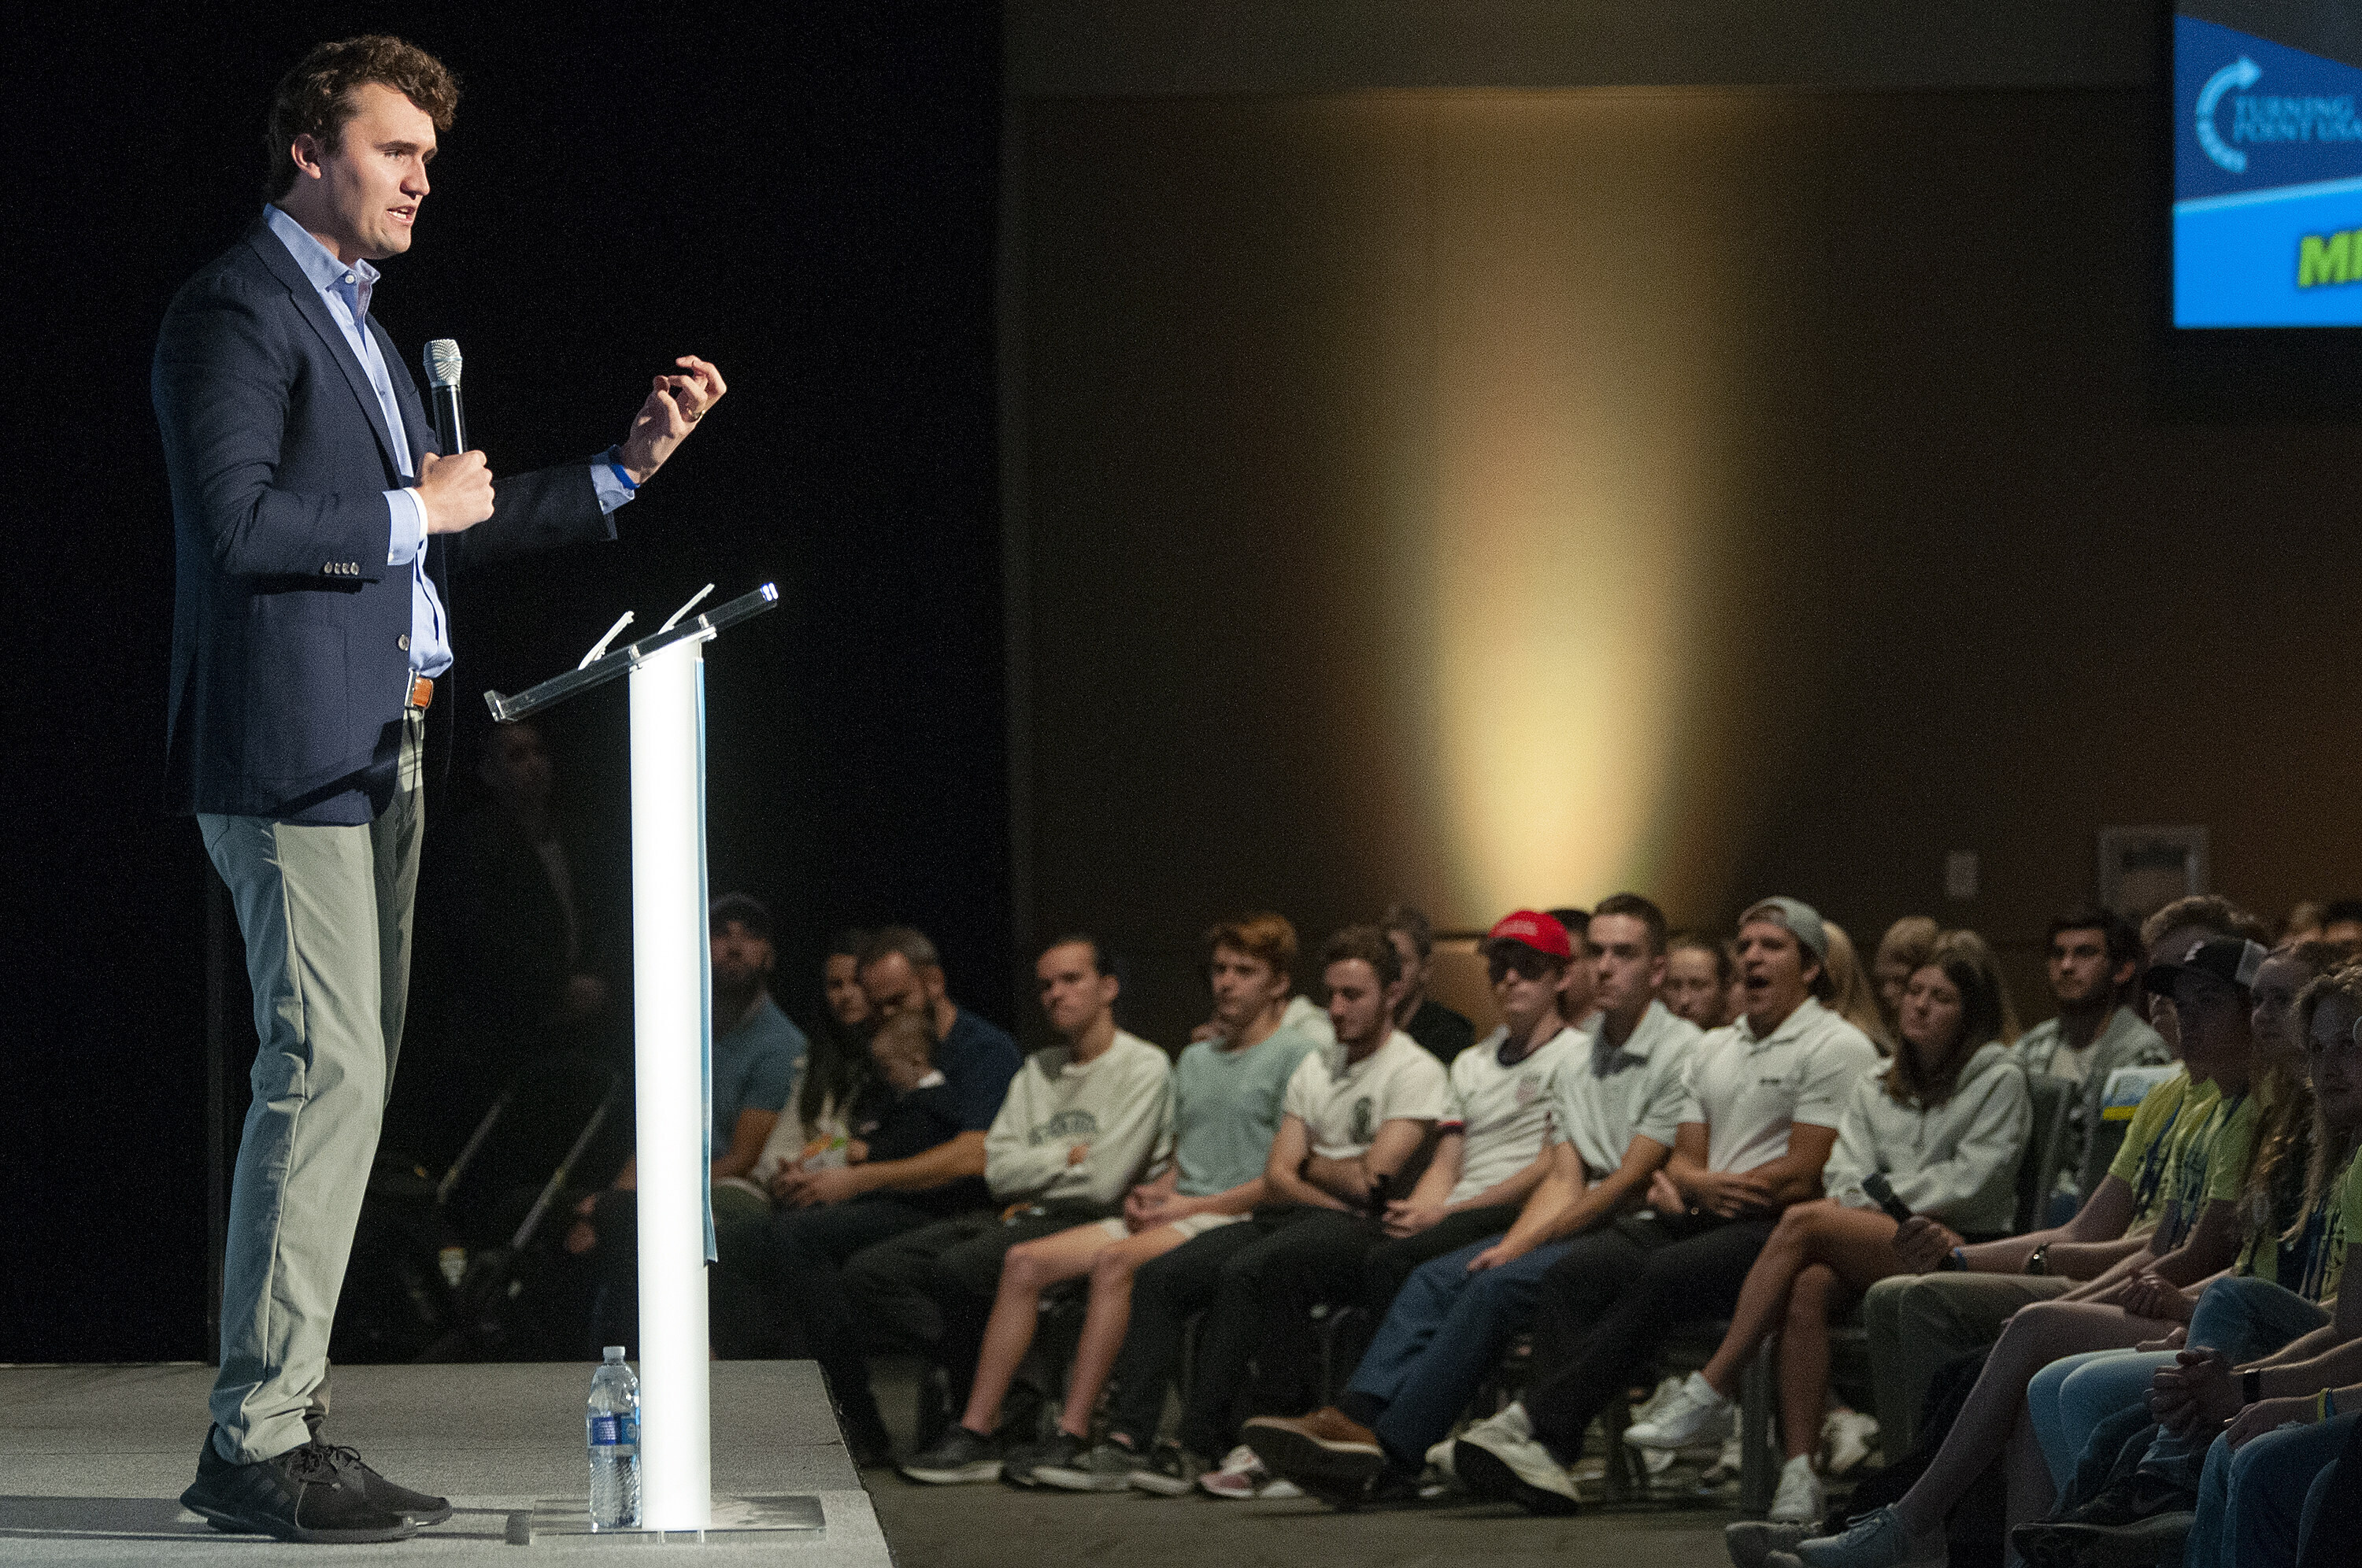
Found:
[422,338,463,389]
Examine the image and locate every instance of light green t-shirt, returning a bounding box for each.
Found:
[2108,1070,2198,1232]
[2148,1084,2257,1252]
[1170,1019,1323,1197]
[2324,1147,2362,1301]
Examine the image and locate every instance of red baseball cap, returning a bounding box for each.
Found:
[1486,909,1572,961]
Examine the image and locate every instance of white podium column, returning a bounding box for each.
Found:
[628,637,713,1531]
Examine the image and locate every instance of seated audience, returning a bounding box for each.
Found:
[2319,898,2362,948]
[2012,909,2171,1207]
[1383,901,1476,1065]
[739,930,879,1204]
[1452,896,1881,1514]
[891,935,1174,1482]
[1624,930,2030,1524]
[1090,926,1447,1500]
[1016,914,1324,1490]
[738,926,1020,1462]
[1797,928,2274,1564]
[2003,937,2346,1565]
[2155,963,2362,1568]
[1664,930,1734,1030]
[1858,896,2271,1455]
[1243,897,1696,1504]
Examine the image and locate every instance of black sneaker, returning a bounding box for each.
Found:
[2013,1509,2197,1568]
[2013,1469,2196,1566]
[316,1440,453,1525]
[1001,1429,1087,1488]
[899,1426,1003,1485]
[180,1432,416,1544]
[1124,1442,1205,1496]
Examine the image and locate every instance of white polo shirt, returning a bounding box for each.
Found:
[1549,999,1701,1178]
[1442,1023,1584,1204]
[1283,1029,1450,1159]
[1679,996,1881,1175]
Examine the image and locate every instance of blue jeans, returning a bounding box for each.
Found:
[2030,1276,2331,1494]
[1345,1233,1574,1467]
[2188,1411,2356,1567]
[2142,1277,2329,1488]
[2029,1348,2165,1491]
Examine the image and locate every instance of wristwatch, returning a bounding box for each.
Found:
[2026,1243,2051,1276]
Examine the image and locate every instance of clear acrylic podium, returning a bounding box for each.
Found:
[486,582,780,1536]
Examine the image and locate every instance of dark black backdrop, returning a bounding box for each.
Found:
[6,5,1009,1360]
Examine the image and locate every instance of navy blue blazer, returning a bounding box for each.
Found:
[155,216,614,824]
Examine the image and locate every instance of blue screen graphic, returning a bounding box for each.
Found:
[2175,12,2362,327]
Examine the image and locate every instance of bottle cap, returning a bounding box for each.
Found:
[602,1345,626,1361]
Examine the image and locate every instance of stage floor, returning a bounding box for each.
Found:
[1,1361,890,1566]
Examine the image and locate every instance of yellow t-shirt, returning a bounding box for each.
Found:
[2108,1071,2200,1231]
[2318,1146,2362,1302]
[2151,1084,2254,1252]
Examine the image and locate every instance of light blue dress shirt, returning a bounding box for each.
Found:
[263,206,635,678]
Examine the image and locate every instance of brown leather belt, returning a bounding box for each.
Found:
[405,675,435,711]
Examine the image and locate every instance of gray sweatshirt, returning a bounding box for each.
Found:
[984,1030,1175,1208]
[1822,1040,2031,1236]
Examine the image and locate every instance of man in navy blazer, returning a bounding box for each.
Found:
[154,36,725,1543]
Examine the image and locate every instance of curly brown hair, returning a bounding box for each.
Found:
[267,36,459,199]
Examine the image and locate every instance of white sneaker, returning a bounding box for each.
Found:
[1425,1437,1458,1485]
[1627,1374,1687,1426]
[1195,1444,1300,1500]
[1797,1506,1923,1567]
[1452,1403,1581,1515]
[1623,1370,1734,1450]
[1820,1407,1879,1477]
[1768,1455,1825,1525]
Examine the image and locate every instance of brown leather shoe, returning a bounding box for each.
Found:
[1242,1408,1384,1495]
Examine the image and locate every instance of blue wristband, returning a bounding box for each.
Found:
[605,448,641,492]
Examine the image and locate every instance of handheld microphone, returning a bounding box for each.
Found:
[422,339,465,456]
[1861,1171,1916,1226]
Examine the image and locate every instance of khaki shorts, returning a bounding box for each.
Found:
[1092,1210,1251,1242]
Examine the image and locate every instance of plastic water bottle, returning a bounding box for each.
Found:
[587,1346,642,1529]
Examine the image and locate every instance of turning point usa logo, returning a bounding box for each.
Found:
[2196,56,2362,175]
[2175,16,2362,202]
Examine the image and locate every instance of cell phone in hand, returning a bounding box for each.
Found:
[1862,1171,1916,1226]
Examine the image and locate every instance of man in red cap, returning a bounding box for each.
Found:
[1453,894,1881,1514]
[1244,897,1701,1504]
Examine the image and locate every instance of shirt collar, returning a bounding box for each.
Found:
[1737,994,1824,1049]
[1324,1030,1402,1078]
[1602,1000,1673,1061]
[265,203,381,316]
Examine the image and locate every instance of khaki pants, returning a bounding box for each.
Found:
[1864,1270,2071,1453]
[199,713,424,1463]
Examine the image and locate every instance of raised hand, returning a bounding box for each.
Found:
[615,355,727,483]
